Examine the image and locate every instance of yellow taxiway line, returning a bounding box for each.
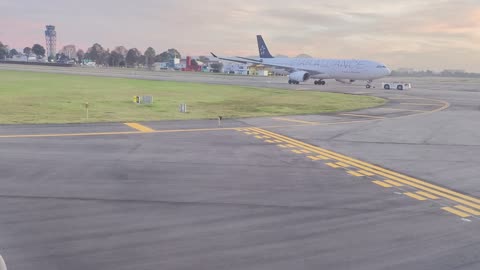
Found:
[0,127,244,138]
[245,127,480,217]
[124,122,155,132]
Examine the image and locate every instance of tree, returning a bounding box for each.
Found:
[126,48,141,67]
[109,51,124,67]
[114,46,128,57]
[0,42,9,60]
[167,48,181,59]
[144,47,156,67]
[9,49,19,58]
[86,43,106,64]
[76,49,85,63]
[138,55,146,67]
[32,44,46,57]
[23,47,32,55]
[100,49,111,66]
[154,52,170,63]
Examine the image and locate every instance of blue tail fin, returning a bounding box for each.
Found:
[257,35,274,58]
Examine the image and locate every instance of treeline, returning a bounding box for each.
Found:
[1,40,185,68]
[0,41,46,59]
[79,43,182,68]
[391,70,480,78]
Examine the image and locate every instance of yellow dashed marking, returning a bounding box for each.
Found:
[385,180,403,187]
[372,181,393,188]
[250,128,480,210]
[262,136,271,139]
[442,207,470,218]
[245,127,480,220]
[336,162,350,167]
[300,149,311,154]
[273,140,283,143]
[291,149,303,154]
[357,170,375,176]
[347,171,365,177]
[244,132,253,135]
[326,163,341,169]
[277,144,287,148]
[286,144,296,148]
[416,191,439,200]
[254,136,263,139]
[307,155,329,161]
[454,205,480,216]
[265,140,275,143]
[124,123,155,132]
[404,192,427,201]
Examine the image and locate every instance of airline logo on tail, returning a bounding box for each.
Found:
[257,35,274,59]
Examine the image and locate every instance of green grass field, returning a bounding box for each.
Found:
[0,70,385,124]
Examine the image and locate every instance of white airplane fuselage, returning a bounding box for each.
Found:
[263,58,391,81]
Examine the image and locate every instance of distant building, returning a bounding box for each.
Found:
[223,62,249,75]
[11,54,37,62]
[153,62,169,71]
[59,45,76,59]
[248,64,270,76]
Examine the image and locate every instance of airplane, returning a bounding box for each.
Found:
[211,35,391,88]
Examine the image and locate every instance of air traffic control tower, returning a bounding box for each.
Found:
[45,25,57,58]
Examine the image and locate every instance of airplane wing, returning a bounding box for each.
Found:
[210,53,258,64]
[210,53,324,75]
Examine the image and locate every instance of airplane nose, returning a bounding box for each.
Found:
[385,67,391,76]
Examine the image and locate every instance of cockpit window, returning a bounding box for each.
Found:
[377,65,387,68]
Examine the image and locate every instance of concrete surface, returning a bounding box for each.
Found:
[0,65,479,270]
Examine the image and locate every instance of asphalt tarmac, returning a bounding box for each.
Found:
[0,65,479,270]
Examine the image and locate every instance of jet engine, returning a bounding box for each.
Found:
[289,71,310,82]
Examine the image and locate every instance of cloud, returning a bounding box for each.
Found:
[1,0,480,71]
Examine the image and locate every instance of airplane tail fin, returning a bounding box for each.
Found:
[257,35,274,58]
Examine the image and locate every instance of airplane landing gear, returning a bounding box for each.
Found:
[365,80,373,89]
[314,80,326,85]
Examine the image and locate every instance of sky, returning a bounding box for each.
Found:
[1,0,480,71]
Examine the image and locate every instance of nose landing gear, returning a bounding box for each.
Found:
[366,80,373,89]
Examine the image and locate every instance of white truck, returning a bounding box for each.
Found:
[382,82,412,90]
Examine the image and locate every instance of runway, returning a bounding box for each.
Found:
[0,65,479,269]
